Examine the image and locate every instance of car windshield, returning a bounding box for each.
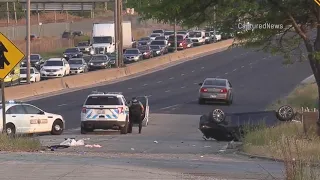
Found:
[164,32,174,35]
[125,49,139,54]
[177,31,187,34]
[189,32,202,37]
[30,55,40,61]
[85,96,123,105]
[69,59,83,64]
[150,34,160,37]
[150,45,161,50]
[152,30,163,34]
[20,68,35,74]
[44,61,63,66]
[91,56,108,61]
[168,36,183,41]
[155,36,165,40]
[140,37,150,41]
[92,36,112,44]
[204,79,227,86]
[150,41,165,45]
[65,48,78,53]
[205,32,210,36]
[77,42,89,46]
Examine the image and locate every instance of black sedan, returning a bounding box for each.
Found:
[199,105,295,141]
[88,55,111,70]
[150,45,165,56]
[20,54,45,70]
[63,48,83,60]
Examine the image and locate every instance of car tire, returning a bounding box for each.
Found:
[226,95,233,105]
[6,123,15,136]
[198,98,205,104]
[276,105,294,121]
[51,120,64,135]
[80,127,93,134]
[120,119,128,134]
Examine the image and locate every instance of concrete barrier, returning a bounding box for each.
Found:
[5,39,234,100]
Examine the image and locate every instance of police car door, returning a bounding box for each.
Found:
[5,105,30,133]
[136,96,149,125]
[23,105,49,133]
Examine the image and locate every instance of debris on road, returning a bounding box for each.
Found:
[60,138,85,147]
[131,148,135,151]
[85,144,102,148]
[153,141,158,144]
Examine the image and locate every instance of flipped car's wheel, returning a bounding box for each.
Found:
[276,105,294,121]
[226,95,233,105]
[6,123,16,136]
[211,109,226,123]
[51,120,64,135]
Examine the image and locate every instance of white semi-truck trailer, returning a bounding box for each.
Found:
[91,21,132,54]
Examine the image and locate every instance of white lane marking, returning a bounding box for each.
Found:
[225,72,228,74]
[194,82,198,85]
[165,90,171,93]
[181,74,185,76]
[128,87,132,89]
[233,69,237,72]
[58,104,67,107]
[191,70,195,73]
[201,67,204,69]
[159,104,180,110]
[181,86,185,88]
[143,84,148,86]
[157,81,162,83]
[169,77,174,79]
[241,66,244,68]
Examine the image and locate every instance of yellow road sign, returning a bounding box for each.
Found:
[315,0,320,6]
[0,33,25,79]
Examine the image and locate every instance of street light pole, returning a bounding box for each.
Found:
[26,0,31,83]
[114,0,119,68]
[213,5,216,42]
[174,18,177,52]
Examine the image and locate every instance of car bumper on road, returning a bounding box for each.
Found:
[199,93,227,100]
[70,69,84,74]
[88,65,107,70]
[81,120,126,130]
[41,72,64,78]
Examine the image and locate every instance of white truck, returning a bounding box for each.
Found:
[91,21,132,54]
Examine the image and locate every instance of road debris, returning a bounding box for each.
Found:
[85,144,102,148]
[153,140,158,143]
[60,138,85,146]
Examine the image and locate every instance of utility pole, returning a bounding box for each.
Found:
[213,5,216,42]
[26,0,31,83]
[118,0,123,67]
[114,0,119,68]
[174,18,177,52]
[1,81,6,134]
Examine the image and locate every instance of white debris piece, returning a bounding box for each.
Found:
[85,144,102,148]
[153,141,158,144]
[131,148,135,151]
[60,138,84,147]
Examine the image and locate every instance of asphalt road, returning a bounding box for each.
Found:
[28,47,311,129]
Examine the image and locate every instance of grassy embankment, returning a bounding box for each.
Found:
[243,82,320,179]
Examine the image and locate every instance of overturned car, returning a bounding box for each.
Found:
[199,105,296,141]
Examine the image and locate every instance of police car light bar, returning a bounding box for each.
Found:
[106,92,122,95]
[91,91,104,94]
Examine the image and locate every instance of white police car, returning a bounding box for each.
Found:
[80,91,150,134]
[0,100,65,135]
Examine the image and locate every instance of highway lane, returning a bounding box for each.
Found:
[28,47,311,129]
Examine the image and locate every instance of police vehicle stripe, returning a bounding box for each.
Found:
[85,109,119,119]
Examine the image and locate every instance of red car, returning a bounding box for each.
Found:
[168,35,188,51]
[138,45,153,59]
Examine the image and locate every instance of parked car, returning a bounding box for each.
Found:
[88,55,111,70]
[167,35,188,51]
[62,31,72,39]
[19,67,41,83]
[164,31,174,39]
[138,45,154,59]
[177,30,189,37]
[186,38,194,48]
[76,41,91,53]
[40,58,70,79]
[69,58,88,74]
[205,32,214,44]
[150,40,168,54]
[150,45,165,56]
[152,29,165,36]
[149,33,162,40]
[106,52,116,67]
[63,47,83,60]
[20,54,45,70]
[123,48,143,63]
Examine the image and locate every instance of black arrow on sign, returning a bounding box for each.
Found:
[0,41,10,69]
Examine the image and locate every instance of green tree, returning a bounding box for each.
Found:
[128,0,320,128]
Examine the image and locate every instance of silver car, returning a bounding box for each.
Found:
[198,78,233,105]
[123,48,143,63]
[69,58,88,74]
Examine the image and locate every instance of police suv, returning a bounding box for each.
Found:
[0,100,65,135]
[81,91,150,134]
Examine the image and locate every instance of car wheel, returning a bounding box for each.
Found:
[81,127,93,134]
[226,95,233,105]
[51,119,64,135]
[198,98,205,104]
[276,105,294,121]
[120,119,128,134]
[6,123,15,136]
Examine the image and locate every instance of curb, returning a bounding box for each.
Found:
[301,74,315,85]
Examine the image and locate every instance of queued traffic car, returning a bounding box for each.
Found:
[167,35,188,51]
[123,48,143,63]
[19,67,41,83]
[198,78,233,105]
[177,30,189,37]
[76,41,91,54]
[205,32,214,44]
[150,40,168,54]
[40,58,70,79]
[106,52,116,67]
[69,58,88,74]
[149,33,161,40]
[1,100,65,135]
[155,36,168,44]
[186,38,194,48]
[138,45,154,59]
[150,45,165,56]
[152,29,165,36]
[63,47,83,60]
[20,54,45,70]
[164,31,174,39]
[88,55,111,70]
